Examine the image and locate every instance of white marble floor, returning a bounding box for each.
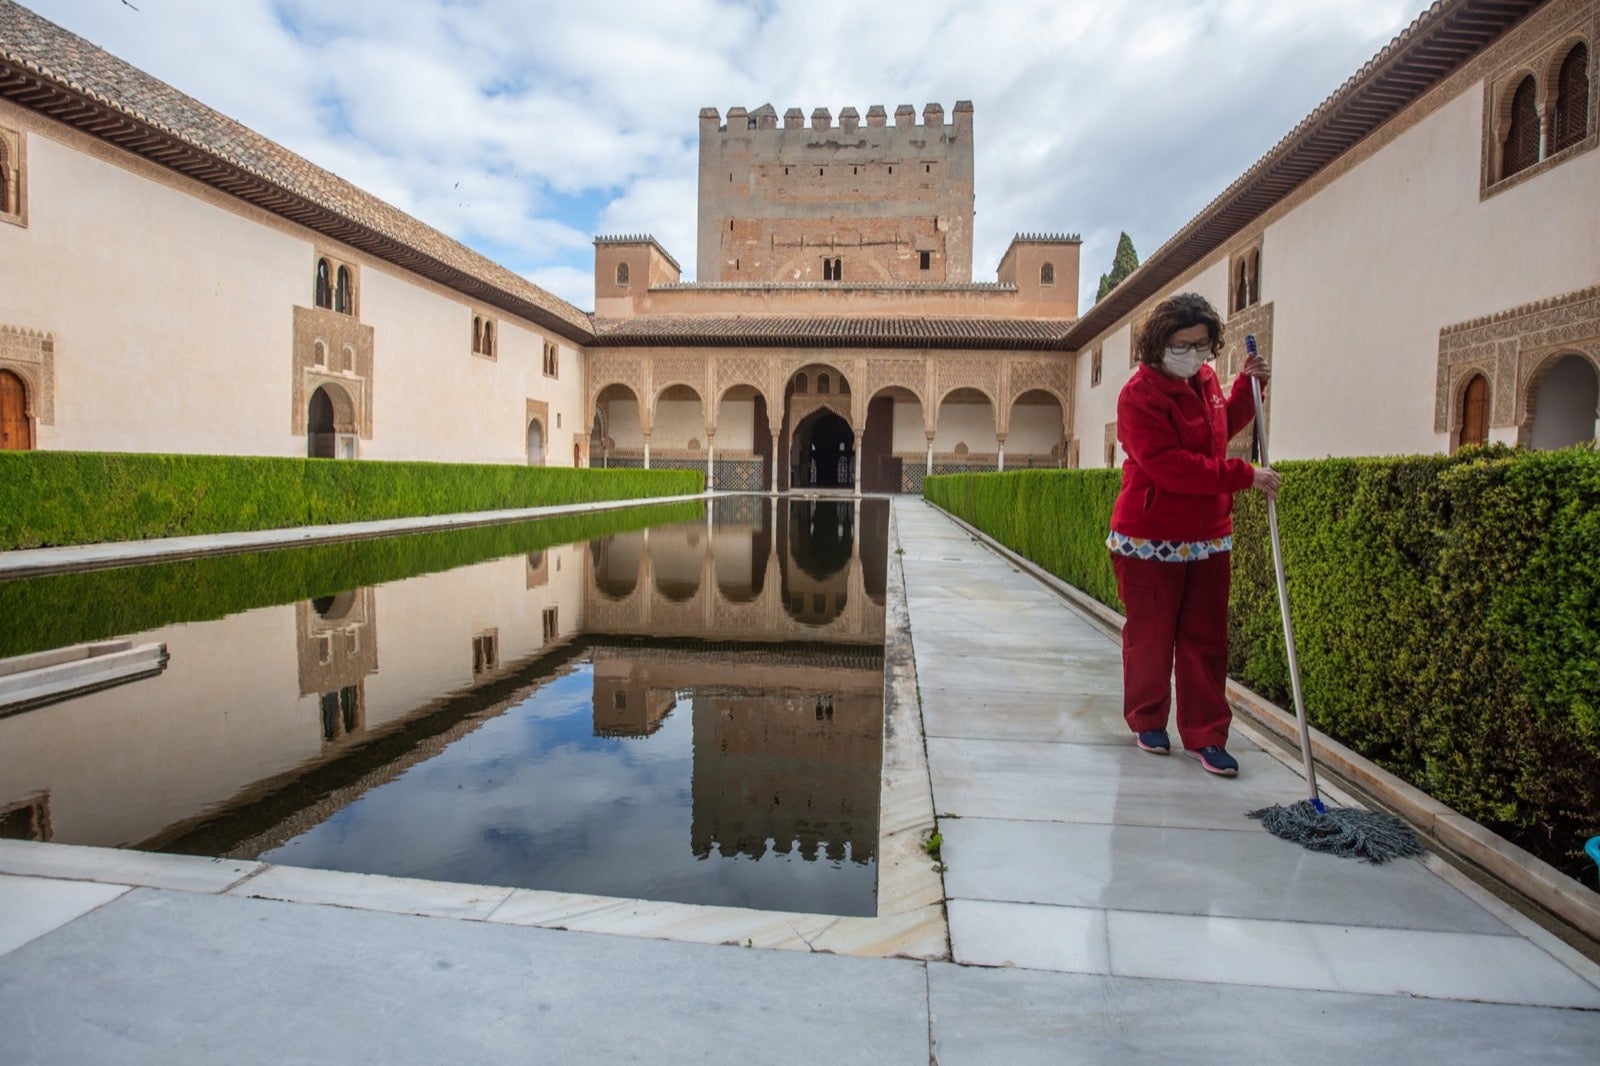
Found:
[895,498,1600,1011]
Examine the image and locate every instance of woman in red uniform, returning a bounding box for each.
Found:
[1108,293,1278,776]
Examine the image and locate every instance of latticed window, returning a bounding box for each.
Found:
[314,258,333,309]
[1552,43,1590,154]
[335,265,353,314]
[1040,262,1055,285]
[1090,348,1103,388]
[0,136,11,215]
[1461,374,1489,448]
[616,261,630,285]
[1503,75,1540,178]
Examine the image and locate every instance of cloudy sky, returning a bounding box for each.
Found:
[23,0,1436,312]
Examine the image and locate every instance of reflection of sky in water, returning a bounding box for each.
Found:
[262,663,877,916]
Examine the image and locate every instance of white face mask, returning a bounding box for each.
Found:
[1162,347,1205,379]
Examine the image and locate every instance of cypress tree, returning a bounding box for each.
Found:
[1095,232,1140,302]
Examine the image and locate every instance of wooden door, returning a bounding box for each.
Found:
[1461,375,1488,448]
[0,370,31,450]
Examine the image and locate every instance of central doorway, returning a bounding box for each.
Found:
[794,409,854,489]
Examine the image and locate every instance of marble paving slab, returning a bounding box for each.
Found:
[927,737,1305,829]
[939,817,1510,933]
[927,963,1600,1066]
[0,874,129,957]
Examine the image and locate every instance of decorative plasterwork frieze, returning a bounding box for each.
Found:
[0,323,53,424]
[1435,285,1600,439]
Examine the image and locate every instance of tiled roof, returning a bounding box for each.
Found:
[593,315,1073,349]
[1062,0,1545,350]
[0,1,595,341]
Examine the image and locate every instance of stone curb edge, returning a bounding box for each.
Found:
[922,498,1600,945]
[0,492,714,579]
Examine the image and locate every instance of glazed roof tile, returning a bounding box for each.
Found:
[593,315,1073,349]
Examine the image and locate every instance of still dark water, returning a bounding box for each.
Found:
[0,497,890,916]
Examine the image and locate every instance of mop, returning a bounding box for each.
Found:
[1241,334,1423,864]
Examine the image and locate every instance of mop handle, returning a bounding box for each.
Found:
[1245,335,1323,807]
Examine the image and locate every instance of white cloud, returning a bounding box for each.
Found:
[21,0,1436,312]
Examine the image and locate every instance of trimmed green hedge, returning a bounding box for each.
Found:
[0,501,704,658]
[0,451,704,549]
[924,469,1123,607]
[926,449,1600,886]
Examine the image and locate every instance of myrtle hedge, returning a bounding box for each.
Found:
[0,451,704,550]
[926,448,1600,885]
[0,501,704,659]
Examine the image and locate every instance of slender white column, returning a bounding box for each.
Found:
[643,436,651,470]
[770,434,780,495]
[853,434,862,496]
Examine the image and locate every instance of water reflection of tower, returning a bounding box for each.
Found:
[687,650,883,864]
[296,589,379,743]
[779,499,856,624]
[591,648,679,737]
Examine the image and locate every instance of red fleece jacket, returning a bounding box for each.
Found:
[1110,362,1259,541]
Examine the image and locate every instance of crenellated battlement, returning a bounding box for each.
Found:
[701,100,973,134]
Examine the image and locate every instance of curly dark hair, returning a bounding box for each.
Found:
[1134,292,1224,366]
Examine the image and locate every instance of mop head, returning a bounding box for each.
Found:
[1248,800,1424,864]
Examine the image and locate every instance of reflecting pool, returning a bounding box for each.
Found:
[0,496,890,916]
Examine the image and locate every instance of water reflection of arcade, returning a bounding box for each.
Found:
[584,498,889,642]
[587,644,882,863]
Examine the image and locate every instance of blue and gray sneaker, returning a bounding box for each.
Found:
[1193,746,1239,776]
[1135,729,1171,755]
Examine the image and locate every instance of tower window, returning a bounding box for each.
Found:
[314,258,332,309]
[334,265,353,315]
[920,251,931,270]
[1040,262,1055,285]
[616,261,630,285]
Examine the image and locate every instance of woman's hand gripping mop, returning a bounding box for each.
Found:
[1242,334,1423,863]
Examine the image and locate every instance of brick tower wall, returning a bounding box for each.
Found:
[696,102,975,285]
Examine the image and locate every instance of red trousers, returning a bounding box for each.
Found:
[1112,552,1233,750]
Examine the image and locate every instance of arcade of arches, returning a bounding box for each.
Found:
[585,351,1072,493]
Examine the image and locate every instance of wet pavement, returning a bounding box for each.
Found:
[2,496,1598,1064]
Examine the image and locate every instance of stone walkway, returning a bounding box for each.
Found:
[2,497,1598,1063]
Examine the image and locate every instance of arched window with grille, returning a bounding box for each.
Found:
[314,258,333,309]
[0,136,11,216]
[1552,42,1590,154]
[1460,374,1490,448]
[1233,259,1248,312]
[335,265,353,314]
[794,373,808,394]
[482,321,494,358]
[817,373,831,395]
[1040,262,1055,285]
[472,316,483,354]
[1247,248,1261,305]
[616,262,630,285]
[1502,75,1540,179]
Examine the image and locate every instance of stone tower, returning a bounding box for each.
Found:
[696,101,975,285]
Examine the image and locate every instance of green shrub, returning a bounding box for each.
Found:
[924,469,1121,607]
[0,501,704,658]
[927,450,1600,883]
[0,452,703,549]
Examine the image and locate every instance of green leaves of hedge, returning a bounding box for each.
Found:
[927,448,1600,884]
[0,452,703,549]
